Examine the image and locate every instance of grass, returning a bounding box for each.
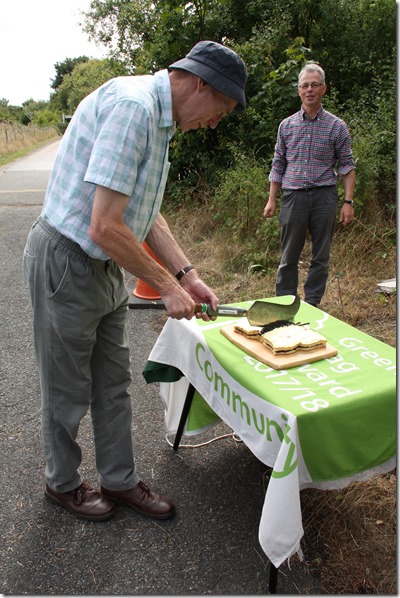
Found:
[0,122,59,167]
[300,474,397,594]
[165,204,397,595]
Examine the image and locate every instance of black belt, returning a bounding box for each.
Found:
[283,185,336,192]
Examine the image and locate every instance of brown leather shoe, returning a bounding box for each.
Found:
[45,482,117,521]
[101,481,176,520]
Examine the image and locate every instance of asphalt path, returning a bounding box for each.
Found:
[0,141,321,595]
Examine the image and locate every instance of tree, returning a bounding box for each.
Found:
[82,0,256,73]
[50,58,127,113]
[51,56,90,90]
[20,99,50,125]
[32,109,61,127]
[0,98,23,122]
[249,0,396,106]
[78,0,395,214]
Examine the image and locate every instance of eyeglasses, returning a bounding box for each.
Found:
[299,82,324,90]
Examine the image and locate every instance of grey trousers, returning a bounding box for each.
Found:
[276,186,338,305]
[23,217,139,493]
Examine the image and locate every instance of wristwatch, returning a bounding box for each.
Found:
[343,199,354,207]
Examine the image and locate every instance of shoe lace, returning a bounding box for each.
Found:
[137,481,150,494]
[72,483,91,506]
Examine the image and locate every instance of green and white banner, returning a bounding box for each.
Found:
[144,299,396,567]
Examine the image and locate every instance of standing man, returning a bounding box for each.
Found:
[23,41,247,522]
[264,62,356,307]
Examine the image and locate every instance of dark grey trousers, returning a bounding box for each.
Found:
[23,217,139,493]
[276,186,338,305]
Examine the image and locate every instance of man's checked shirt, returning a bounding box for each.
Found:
[42,70,175,260]
[269,106,356,190]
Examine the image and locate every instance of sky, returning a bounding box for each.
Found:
[1,0,107,106]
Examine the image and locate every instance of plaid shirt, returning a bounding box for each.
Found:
[42,70,175,259]
[269,106,356,189]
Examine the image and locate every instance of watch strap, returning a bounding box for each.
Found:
[175,265,194,281]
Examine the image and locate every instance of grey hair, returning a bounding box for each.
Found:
[298,63,325,85]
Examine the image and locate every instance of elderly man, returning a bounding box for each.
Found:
[264,62,356,307]
[23,41,247,522]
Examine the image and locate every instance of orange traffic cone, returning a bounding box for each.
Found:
[133,242,163,300]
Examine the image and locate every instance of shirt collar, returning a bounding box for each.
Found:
[300,105,325,121]
[154,69,175,134]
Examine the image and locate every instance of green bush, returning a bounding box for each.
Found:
[56,122,69,136]
[32,109,61,127]
[344,54,396,222]
[211,152,281,272]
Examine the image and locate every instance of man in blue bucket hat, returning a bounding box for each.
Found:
[23,41,247,522]
[169,40,247,114]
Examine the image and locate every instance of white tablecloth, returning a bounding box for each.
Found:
[146,302,396,567]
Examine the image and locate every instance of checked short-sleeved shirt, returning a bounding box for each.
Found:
[42,69,175,259]
[268,106,356,190]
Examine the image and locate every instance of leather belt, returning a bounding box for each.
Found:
[286,185,336,192]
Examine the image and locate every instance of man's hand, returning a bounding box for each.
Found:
[160,287,198,321]
[161,274,219,321]
[263,182,280,218]
[263,198,276,218]
[339,204,355,226]
[178,269,219,321]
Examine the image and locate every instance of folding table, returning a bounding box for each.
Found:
[143,299,396,593]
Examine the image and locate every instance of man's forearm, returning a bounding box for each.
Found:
[268,180,282,201]
[89,186,180,296]
[145,213,193,276]
[342,169,356,200]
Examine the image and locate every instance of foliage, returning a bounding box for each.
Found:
[19,99,54,126]
[80,0,395,225]
[82,0,265,73]
[211,151,280,272]
[31,109,61,127]
[0,99,24,123]
[343,52,396,221]
[0,98,54,126]
[51,56,90,90]
[49,58,127,113]
[3,0,391,228]
[254,37,310,117]
[252,0,396,107]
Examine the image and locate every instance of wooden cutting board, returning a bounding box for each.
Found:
[220,324,338,370]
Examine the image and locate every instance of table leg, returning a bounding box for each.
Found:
[268,563,279,594]
[173,382,196,451]
[173,381,279,594]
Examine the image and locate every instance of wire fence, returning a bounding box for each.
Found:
[0,122,57,156]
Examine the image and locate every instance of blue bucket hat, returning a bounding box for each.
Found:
[169,40,248,112]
